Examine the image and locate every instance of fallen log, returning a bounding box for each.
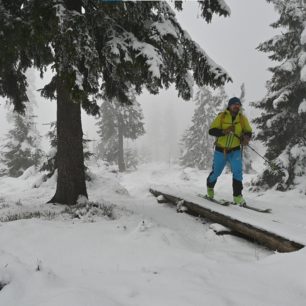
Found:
[150,187,304,253]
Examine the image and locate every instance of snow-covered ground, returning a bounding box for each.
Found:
[0,162,306,306]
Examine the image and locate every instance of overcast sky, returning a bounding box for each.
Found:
[0,0,280,161]
[176,0,280,101]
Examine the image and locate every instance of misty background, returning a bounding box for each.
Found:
[0,0,280,163]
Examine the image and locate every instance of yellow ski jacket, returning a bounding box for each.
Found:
[209,110,252,149]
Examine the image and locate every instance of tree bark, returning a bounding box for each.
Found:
[48,0,87,205]
[118,120,126,172]
[48,76,87,205]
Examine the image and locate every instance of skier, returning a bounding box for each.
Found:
[206,97,252,205]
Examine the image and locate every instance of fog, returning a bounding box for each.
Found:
[0,0,280,163]
[135,0,280,162]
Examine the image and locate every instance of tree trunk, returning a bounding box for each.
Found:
[118,121,126,172]
[48,0,87,205]
[48,76,87,205]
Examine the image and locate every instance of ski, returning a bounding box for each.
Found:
[235,203,271,213]
[197,194,230,206]
[197,194,271,213]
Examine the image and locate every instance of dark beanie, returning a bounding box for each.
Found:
[228,97,241,106]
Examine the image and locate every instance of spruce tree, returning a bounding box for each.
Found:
[0,0,231,204]
[1,111,43,177]
[180,86,226,169]
[124,145,139,170]
[0,0,30,114]
[252,0,306,191]
[97,93,145,172]
[40,122,93,180]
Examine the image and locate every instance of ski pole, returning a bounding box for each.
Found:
[245,143,273,166]
[232,133,279,171]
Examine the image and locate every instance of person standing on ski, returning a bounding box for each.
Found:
[206,97,252,205]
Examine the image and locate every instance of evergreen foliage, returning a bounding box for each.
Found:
[40,122,93,180]
[0,112,43,177]
[97,92,145,171]
[180,87,227,169]
[252,0,306,191]
[123,146,139,170]
[0,0,31,113]
[40,122,57,178]
[0,0,231,111]
[0,0,231,204]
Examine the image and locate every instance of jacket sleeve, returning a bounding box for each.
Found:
[208,114,224,137]
[209,128,224,137]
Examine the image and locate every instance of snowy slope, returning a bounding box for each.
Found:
[0,162,306,306]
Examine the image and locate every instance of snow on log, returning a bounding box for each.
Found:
[149,187,304,253]
[209,223,232,235]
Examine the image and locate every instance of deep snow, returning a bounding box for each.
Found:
[0,162,306,306]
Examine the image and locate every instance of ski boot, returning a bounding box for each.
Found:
[233,195,246,206]
[207,187,214,200]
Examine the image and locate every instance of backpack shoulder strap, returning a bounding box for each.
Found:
[219,111,227,129]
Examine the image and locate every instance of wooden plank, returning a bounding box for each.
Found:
[150,187,304,253]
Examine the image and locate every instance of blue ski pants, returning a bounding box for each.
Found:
[207,149,243,196]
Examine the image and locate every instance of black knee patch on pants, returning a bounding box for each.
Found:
[233,179,243,196]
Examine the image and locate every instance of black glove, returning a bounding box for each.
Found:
[241,134,251,146]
